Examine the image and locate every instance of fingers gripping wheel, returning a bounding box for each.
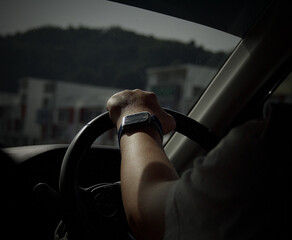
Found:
[59,108,219,239]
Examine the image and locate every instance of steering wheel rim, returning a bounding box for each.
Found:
[59,108,219,239]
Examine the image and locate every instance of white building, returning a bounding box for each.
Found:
[146,64,218,113]
[0,78,121,146]
[0,92,22,146]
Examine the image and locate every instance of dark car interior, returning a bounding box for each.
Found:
[1,0,291,239]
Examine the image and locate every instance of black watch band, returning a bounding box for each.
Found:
[118,112,163,144]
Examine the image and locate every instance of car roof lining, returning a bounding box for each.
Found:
[108,0,272,37]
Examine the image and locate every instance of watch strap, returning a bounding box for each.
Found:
[150,115,164,141]
[118,113,163,144]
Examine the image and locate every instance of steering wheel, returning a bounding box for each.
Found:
[59,108,219,240]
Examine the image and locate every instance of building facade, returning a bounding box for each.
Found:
[0,78,121,147]
[146,64,218,113]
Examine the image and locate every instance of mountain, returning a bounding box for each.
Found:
[0,26,227,92]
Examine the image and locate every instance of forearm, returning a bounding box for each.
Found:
[120,128,178,240]
[106,89,178,239]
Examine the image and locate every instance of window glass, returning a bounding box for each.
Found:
[0,0,240,147]
[270,72,292,104]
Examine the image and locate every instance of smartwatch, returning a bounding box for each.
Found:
[118,111,163,144]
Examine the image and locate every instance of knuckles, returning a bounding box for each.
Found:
[106,89,177,134]
[107,89,166,128]
[107,89,158,111]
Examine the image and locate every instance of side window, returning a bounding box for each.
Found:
[270,72,292,103]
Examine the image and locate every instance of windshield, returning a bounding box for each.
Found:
[0,0,240,147]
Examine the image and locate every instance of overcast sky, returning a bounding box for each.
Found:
[0,0,240,52]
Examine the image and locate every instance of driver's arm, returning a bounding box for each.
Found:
[107,89,178,240]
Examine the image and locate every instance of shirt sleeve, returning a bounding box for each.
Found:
[164,120,266,240]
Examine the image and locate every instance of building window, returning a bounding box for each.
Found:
[79,107,101,124]
[42,98,53,109]
[151,85,181,111]
[58,108,74,124]
[36,109,53,125]
[193,86,204,98]
[21,95,26,104]
[157,69,186,82]
[44,83,55,93]
[20,79,28,89]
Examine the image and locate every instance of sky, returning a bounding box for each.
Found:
[0,0,240,52]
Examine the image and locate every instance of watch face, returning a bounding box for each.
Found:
[123,112,151,129]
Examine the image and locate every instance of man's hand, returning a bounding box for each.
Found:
[106,89,176,134]
[106,89,178,240]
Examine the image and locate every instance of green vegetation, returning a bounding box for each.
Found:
[0,26,227,92]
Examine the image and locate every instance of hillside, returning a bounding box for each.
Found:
[0,26,227,92]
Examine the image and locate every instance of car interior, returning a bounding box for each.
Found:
[1,0,291,239]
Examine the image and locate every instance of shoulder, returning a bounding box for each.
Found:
[200,119,266,171]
